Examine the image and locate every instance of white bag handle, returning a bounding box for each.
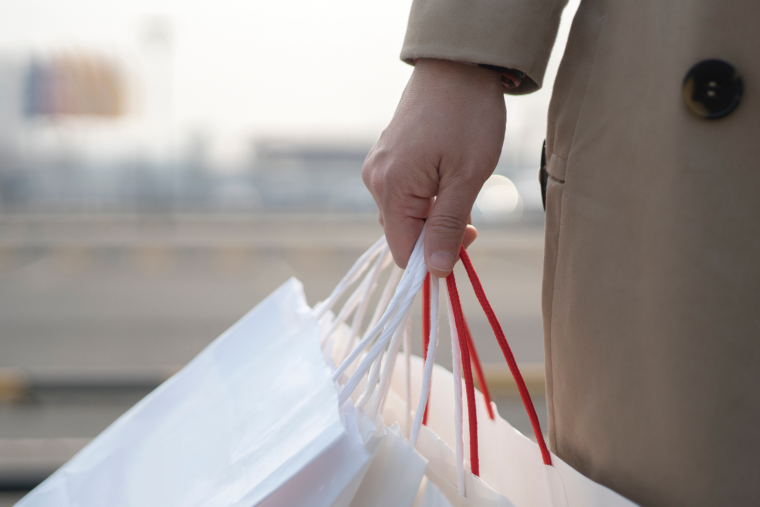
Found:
[319,246,393,352]
[365,302,412,418]
[325,227,461,496]
[338,246,391,361]
[313,235,387,320]
[357,302,413,413]
[320,274,371,347]
[409,274,440,450]
[334,225,428,406]
[367,264,403,336]
[446,283,466,497]
[403,319,412,436]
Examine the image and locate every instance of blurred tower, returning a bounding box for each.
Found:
[138,16,174,161]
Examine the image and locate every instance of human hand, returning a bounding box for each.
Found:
[362,58,506,277]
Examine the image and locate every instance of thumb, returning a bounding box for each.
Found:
[424,179,479,277]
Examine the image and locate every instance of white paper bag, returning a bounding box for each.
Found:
[382,388,514,507]
[348,423,428,507]
[415,477,455,507]
[18,279,371,507]
[389,356,638,507]
[18,229,639,507]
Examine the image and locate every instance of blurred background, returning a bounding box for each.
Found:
[0,0,579,502]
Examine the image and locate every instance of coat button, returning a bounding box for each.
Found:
[682,59,743,119]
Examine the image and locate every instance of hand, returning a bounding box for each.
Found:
[362,59,506,277]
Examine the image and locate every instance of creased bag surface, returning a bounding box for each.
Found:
[18,278,370,507]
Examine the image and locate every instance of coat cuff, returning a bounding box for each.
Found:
[401,0,568,95]
[411,58,524,90]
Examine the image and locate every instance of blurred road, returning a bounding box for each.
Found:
[0,213,547,497]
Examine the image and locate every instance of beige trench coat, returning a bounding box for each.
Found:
[402,1,760,505]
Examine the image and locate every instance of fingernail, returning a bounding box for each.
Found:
[429,251,455,273]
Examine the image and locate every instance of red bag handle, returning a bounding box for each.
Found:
[422,273,431,426]
[420,247,551,475]
[457,246,552,466]
[464,316,495,421]
[423,273,494,425]
[446,271,482,476]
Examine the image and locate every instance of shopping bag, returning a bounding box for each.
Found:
[347,423,428,506]
[320,231,543,507]
[392,355,636,507]
[17,230,432,507]
[416,477,455,507]
[18,226,640,507]
[17,278,372,507]
[381,247,639,507]
[327,238,640,507]
[382,374,514,507]
[319,233,516,507]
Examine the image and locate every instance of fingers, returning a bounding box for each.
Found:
[362,59,505,274]
[383,214,424,269]
[381,193,434,268]
[363,142,438,268]
[365,148,480,272]
[424,175,481,277]
[463,225,478,249]
[379,187,477,270]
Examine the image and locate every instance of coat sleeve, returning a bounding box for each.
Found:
[400,0,569,95]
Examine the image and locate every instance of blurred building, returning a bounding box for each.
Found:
[0,51,542,220]
[250,139,374,211]
[23,53,126,119]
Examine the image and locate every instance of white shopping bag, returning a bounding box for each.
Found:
[322,232,526,507]
[416,477,455,507]
[382,388,514,507]
[336,237,638,507]
[381,242,639,507]
[18,278,371,507]
[347,423,428,507]
[18,230,436,507]
[18,228,639,507]
[324,234,515,507]
[388,355,638,507]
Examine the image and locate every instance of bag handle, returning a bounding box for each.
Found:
[422,276,495,422]
[457,246,552,466]
[445,279,468,495]
[338,245,391,362]
[409,274,440,447]
[422,273,431,425]
[334,226,428,406]
[446,271,481,478]
[323,232,551,471]
[313,235,387,320]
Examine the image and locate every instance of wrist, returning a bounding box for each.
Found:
[412,58,504,95]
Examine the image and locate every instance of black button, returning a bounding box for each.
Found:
[683,59,742,119]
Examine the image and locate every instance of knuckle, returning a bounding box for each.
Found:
[362,154,391,196]
[396,196,434,219]
[429,213,468,237]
